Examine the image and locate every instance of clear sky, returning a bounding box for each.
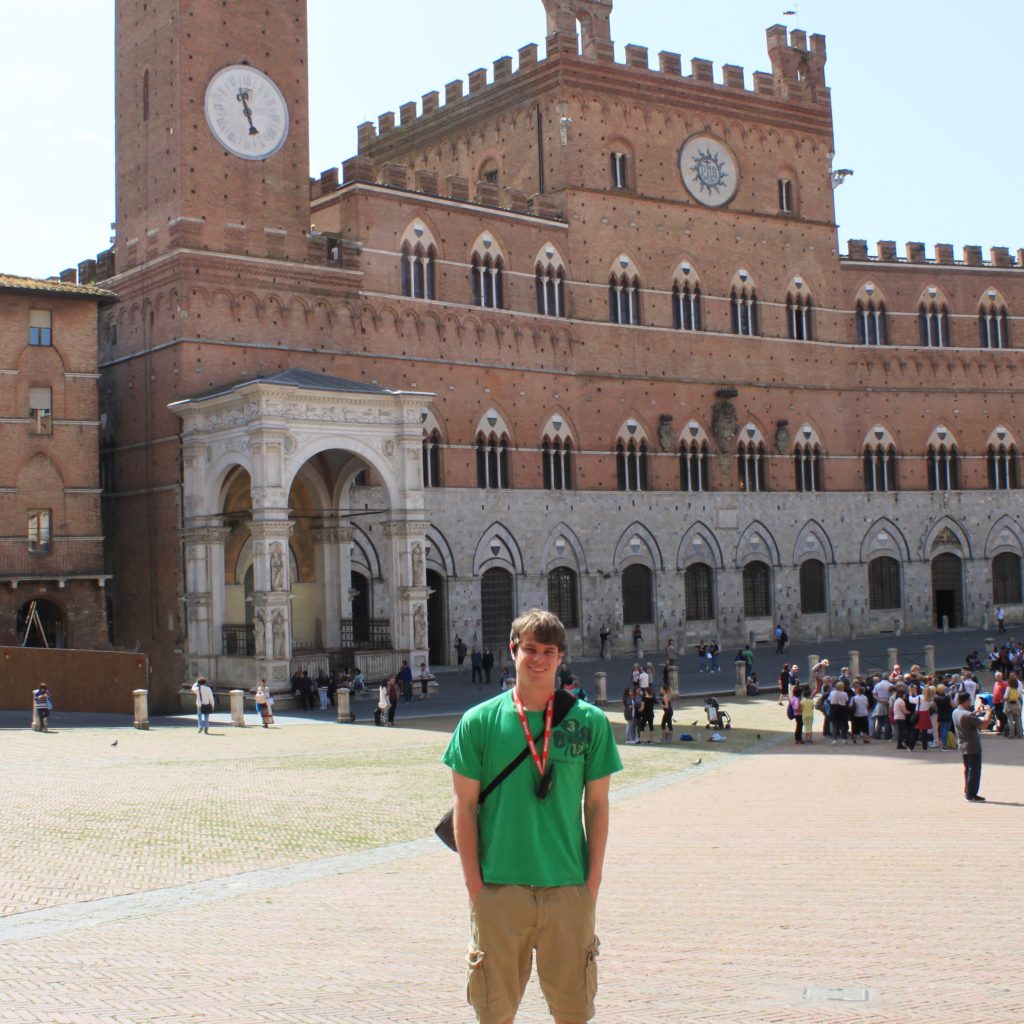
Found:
[2,1,1021,280]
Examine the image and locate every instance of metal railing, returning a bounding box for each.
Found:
[339,618,392,650]
[222,623,255,657]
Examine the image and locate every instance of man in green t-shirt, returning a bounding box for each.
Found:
[443,609,622,1024]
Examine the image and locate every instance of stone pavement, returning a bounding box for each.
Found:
[1,693,1020,1023]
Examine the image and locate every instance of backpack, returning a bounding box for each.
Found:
[786,700,796,720]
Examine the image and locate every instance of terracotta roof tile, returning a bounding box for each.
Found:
[0,273,114,300]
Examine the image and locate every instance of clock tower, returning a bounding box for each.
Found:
[115,0,311,264]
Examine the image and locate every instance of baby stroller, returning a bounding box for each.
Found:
[704,697,732,730]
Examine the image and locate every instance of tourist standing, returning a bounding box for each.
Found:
[442,609,621,1024]
[191,675,215,734]
[32,682,52,732]
[952,692,985,801]
[254,678,274,728]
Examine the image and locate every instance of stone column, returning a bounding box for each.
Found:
[848,650,860,678]
[181,525,229,677]
[593,671,607,705]
[734,659,747,697]
[230,689,246,727]
[384,518,431,670]
[133,689,150,730]
[248,519,294,694]
[925,644,936,675]
[888,647,899,671]
[336,687,352,723]
[666,665,679,699]
[807,653,820,679]
[314,526,345,650]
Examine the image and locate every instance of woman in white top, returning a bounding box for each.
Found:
[828,679,850,745]
[191,676,215,735]
[254,678,274,728]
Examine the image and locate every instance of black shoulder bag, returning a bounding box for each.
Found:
[435,689,576,852]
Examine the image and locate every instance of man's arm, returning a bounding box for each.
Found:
[451,770,484,906]
[583,775,611,903]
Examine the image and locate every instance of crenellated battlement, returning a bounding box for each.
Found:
[356,19,829,155]
[844,239,1024,270]
[310,160,565,221]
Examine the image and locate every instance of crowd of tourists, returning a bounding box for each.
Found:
[621,662,675,744]
[779,656,1023,748]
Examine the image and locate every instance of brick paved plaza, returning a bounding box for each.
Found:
[1,687,1019,1023]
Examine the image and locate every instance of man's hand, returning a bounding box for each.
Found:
[585,876,600,904]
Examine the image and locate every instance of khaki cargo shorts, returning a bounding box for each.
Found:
[467,883,599,1024]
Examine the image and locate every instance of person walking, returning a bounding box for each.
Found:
[481,648,494,685]
[599,624,610,659]
[375,682,388,727]
[32,682,52,732]
[996,605,1006,634]
[849,682,871,745]
[455,636,468,673]
[386,674,400,725]
[398,660,414,702]
[952,691,985,801]
[934,682,954,749]
[317,672,330,710]
[778,663,791,705]
[191,675,215,734]
[442,609,622,1024]
[788,685,804,744]
[470,646,484,684]
[254,678,275,728]
[622,685,638,745]
[632,624,644,660]
[1003,675,1023,738]
[659,683,674,742]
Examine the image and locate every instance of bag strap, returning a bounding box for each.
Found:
[478,689,576,807]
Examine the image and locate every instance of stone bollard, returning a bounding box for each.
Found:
[336,687,352,722]
[734,660,747,697]
[31,702,40,732]
[230,689,246,727]
[666,665,679,699]
[888,647,899,671]
[133,689,150,730]
[807,654,820,680]
[941,615,949,634]
[593,672,607,706]
[848,651,860,679]
[925,644,935,675]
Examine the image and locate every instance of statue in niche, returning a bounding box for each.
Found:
[775,419,791,455]
[658,414,674,453]
[412,543,424,585]
[271,609,286,659]
[711,397,738,451]
[253,610,266,658]
[414,605,427,649]
[270,543,285,591]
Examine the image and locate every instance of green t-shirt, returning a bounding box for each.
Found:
[442,690,623,887]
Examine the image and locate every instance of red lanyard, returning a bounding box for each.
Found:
[511,687,554,780]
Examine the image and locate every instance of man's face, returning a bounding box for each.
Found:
[510,633,563,688]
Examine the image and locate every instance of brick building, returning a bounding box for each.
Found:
[87,0,1022,709]
[0,275,112,649]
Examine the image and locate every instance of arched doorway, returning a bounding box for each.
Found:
[932,553,963,627]
[426,569,447,666]
[17,598,65,648]
[480,568,515,655]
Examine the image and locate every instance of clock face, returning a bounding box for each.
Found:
[204,65,289,161]
[679,134,739,208]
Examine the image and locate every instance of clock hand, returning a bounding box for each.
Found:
[236,88,259,136]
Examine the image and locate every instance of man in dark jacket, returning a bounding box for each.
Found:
[953,691,985,801]
[481,648,494,685]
